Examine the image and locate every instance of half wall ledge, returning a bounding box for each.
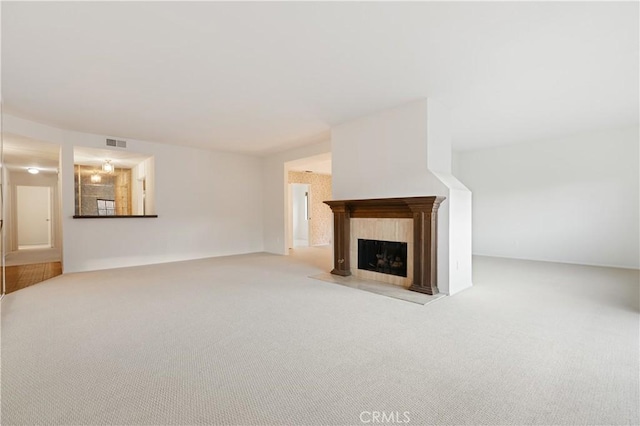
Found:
[324,196,445,295]
[73,215,159,219]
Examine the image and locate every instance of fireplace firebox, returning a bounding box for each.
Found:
[358,239,408,277]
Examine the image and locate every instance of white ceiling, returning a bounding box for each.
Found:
[3,134,60,173]
[287,153,332,175]
[2,133,150,172]
[2,2,638,155]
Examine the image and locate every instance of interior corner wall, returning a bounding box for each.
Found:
[262,140,332,255]
[4,114,264,273]
[454,126,640,269]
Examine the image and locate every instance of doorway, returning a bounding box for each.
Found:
[6,181,61,293]
[284,152,333,254]
[290,183,310,247]
[3,135,62,293]
[17,185,52,250]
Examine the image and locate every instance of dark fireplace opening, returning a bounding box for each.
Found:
[358,239,408,277]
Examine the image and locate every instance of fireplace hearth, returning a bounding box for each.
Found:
[358,239,408,277]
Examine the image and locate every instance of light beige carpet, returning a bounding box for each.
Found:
[1,249,638,425]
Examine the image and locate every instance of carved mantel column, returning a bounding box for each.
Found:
[328,201,351,276]
[324,196,446,294]
[405,197,445,295]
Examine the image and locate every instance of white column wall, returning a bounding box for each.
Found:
[332,100,473,295]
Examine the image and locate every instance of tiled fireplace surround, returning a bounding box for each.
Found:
[324,196,445,295]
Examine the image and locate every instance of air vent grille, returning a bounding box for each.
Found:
[106,139,127,148]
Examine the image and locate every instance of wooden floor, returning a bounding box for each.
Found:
[5,262,62,294]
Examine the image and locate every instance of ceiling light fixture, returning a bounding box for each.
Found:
[27,167,40,174]
[102,159,114,173]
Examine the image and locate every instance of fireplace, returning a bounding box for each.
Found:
[324,196,445,295]
[358,239,408,277]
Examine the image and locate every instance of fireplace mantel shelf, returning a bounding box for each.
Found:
[324,196,445,295]
[324,196,445,218]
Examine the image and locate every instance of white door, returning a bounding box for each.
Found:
[17,186,51,249]
[291,183,310,247]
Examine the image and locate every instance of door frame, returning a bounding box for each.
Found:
[16,185,52,249]
[10,178,59,253]
[288,182,311,248]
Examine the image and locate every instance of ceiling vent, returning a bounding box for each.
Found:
[106,139,127,148]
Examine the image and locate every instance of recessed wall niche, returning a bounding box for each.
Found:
[73,147,156,218]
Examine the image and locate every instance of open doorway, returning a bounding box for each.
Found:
[285,153,333,253]
[3,135,62,293]
[290,183,310,247]
[17,185,52,250]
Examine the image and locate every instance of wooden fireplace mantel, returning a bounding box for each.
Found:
[324,196,446,295]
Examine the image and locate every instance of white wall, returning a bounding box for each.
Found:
[263,141,331,255]
[454,126,640,269]
[333,101,432,200]
[425,100,473,296]
[4,114,264,273]
[332,100,473,295]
